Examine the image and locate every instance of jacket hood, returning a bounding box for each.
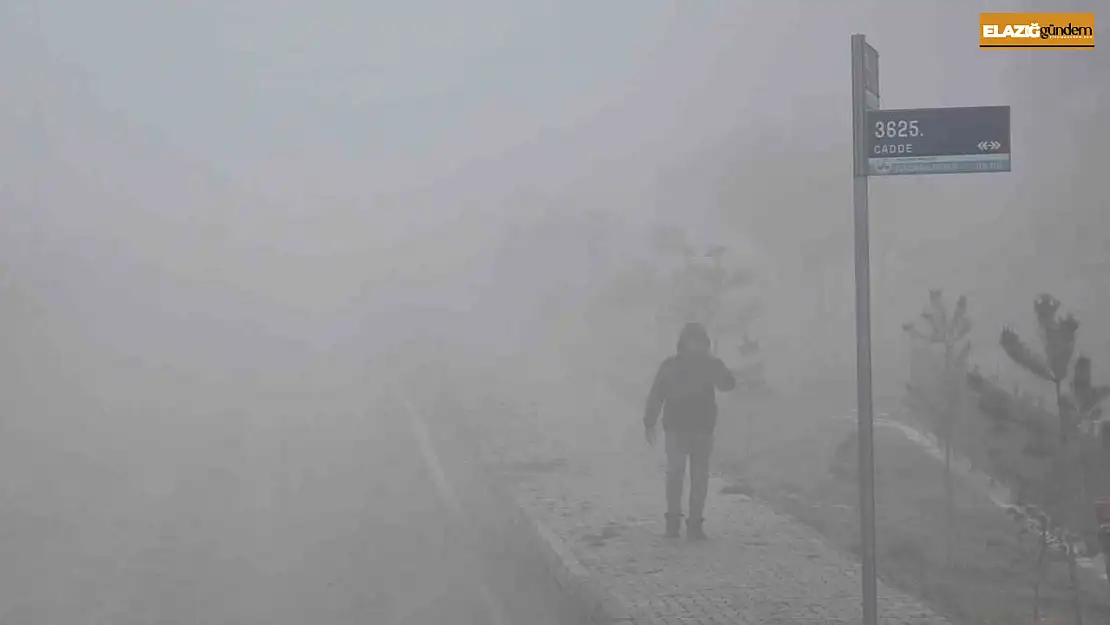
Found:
[676,322,710,354]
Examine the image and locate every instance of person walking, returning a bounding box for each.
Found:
[643,322,736,540]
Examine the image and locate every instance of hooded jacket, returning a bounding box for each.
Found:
[643,323,736,433]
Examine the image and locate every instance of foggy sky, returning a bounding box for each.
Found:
[1,1,1106,398]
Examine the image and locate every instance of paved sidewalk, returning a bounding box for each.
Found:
[461,370,952,625]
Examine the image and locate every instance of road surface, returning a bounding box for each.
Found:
[0,381,587,625]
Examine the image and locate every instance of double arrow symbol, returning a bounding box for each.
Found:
[977,140,1002,152]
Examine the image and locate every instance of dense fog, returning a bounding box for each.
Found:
[0,1,1105,623]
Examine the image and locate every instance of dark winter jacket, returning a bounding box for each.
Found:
[644,323,736,434]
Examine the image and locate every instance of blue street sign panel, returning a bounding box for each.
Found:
[866,106,1010,176]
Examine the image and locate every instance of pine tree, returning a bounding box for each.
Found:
[903,289,972,565]
[999,294,1096,625]
[652,227,761,372]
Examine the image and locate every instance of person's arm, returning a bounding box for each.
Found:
[644,359,671,429]
[714,357,737,392]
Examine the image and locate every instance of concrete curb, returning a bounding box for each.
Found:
[458,428,641,623]
[421,380,642,624]
[512,502,640,624]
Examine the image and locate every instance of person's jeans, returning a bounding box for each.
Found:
[664,429,714,520]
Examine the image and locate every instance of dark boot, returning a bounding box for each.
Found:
[687,516,707,541]
[664,513,682,538]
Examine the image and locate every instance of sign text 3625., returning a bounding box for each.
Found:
[874,119,921,139]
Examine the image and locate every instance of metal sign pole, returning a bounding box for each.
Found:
[847,29,1009,625]
[850,33,879,625]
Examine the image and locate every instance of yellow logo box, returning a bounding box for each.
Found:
[980,12,1094,48]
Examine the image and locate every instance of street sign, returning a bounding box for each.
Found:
[851,33,1011,625]
[863,42,880,110]
[866,105,1010,176]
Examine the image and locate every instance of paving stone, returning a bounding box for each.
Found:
[459,364,951,625]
